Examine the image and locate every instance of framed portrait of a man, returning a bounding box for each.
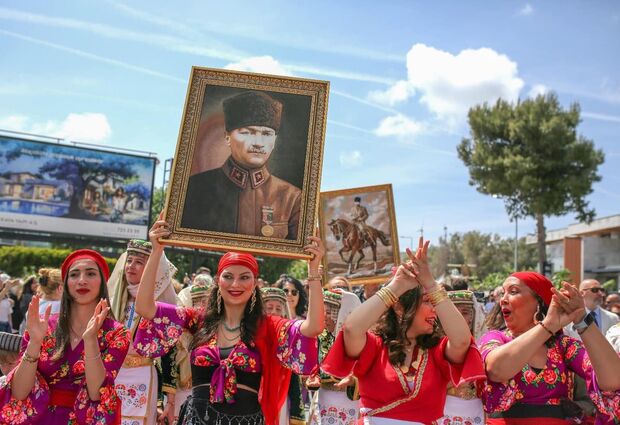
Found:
[319,184,400,285]
[163,67,329,259]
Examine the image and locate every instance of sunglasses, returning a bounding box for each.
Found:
[586,287,606,294]
[284,289,299,296]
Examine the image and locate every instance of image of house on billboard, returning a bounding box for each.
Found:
[0,136,156,239]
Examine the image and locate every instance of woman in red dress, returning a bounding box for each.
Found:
[322,238,484,425]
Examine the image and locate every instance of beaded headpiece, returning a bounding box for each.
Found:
[126,239,152,256]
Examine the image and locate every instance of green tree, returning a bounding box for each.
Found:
[458,93,604,272]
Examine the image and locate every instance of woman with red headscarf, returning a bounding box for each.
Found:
[133,219,324,425]
[479,271,620,424]
[0,249,130,424]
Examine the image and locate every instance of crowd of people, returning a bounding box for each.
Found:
[0,224,619,425]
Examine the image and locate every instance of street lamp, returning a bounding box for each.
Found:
[399,235,414,251]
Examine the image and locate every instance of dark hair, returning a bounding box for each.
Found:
[275,275,307,317]
[484,302,506,331]
[374,287,441,366]
[23,276,37,295]
[51,266,113,361]
[451,278,468,291]
[191,285,264,351]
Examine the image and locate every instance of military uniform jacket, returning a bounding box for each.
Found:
[181,157,301,240]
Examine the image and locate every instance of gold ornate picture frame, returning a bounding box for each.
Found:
[319,184,400,285]
[163,67,329,259]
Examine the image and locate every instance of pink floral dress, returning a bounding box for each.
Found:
[0,314,130,424]
[479,329,620,423]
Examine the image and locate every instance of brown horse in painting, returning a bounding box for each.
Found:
[328,218,391,275]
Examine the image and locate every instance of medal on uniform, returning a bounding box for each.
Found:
[261,206,274,236]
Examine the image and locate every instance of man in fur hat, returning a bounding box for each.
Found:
[181,91,301,240]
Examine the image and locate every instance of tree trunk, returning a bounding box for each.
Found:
[536,213,546,274]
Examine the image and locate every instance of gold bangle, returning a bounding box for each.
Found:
[22,352,40,363]
[375,288,396,308]
[383,286,398,304]
[427,286,448,306]
[307,274,322,281]
[538,322,554,337]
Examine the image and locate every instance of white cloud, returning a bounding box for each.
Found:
[582,112,620,124]
[367,80,414,106]
[528,84,549,98]
[224,56,292,76]
[374,114,424,139]
[518,4,534,16]
[371,44,524,126]
[0,113,111,143]
[339,150,363,168]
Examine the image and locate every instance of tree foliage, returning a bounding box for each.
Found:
[0,246,117,278]
[458,93,604,271]
[428,231,537,290]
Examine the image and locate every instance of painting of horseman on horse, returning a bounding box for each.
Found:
[320,184,400,285]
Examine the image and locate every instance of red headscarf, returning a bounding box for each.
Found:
[61,249,110,282]
[217,252,259,277]
[511,271,553,306]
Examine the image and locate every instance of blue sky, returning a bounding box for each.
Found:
[1,0,619,247]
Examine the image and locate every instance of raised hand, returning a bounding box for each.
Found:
[552,282,587,324]
[83,299,110,342]
[26,296,51,344]
[149,213,171,250]
[405,237,436,290]
[304,230,325,274]
[390,262,419,293]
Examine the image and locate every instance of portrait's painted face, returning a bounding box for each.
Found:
[264,300,286,317]
[283,282,299,309]
[408,294,436,337]
[218,265,256,309]
[500,277,539,334]
[67,259,102,306]
[124,253,148,286]
[227,126,277,169]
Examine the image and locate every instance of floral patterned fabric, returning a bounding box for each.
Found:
[133,302,317,406]
[0,314,130,424]
[479,329,620,422]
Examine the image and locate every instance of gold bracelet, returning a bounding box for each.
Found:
[375,288,396,308]
[427,286,448,306]
[538,322,554,337]
[307,274,322,281]
[382,286,398,304]
[22,352,40,363]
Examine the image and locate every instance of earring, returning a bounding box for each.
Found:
[217,289,222,315]
[533,304,545,323]
[250,289,257,313]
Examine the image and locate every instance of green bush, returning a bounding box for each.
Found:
[0,246,117,278]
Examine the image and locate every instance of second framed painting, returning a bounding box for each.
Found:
[319,184,400,285]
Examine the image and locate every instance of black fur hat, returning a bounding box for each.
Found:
[223,91,283,133]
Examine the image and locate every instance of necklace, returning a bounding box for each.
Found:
[223,322,241,332]
[69,327,83,345]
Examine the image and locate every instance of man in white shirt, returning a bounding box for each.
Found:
[564,279,620,339]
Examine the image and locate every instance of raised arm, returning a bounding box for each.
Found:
[484,284,575,383]
[135,219,170,320]
[299,235,325,337]
[341,261,418,358]
[555,283,620,391]
[11,297,50,400]
[407,240,472,363]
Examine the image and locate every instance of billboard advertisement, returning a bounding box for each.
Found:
[0,135,157,240]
